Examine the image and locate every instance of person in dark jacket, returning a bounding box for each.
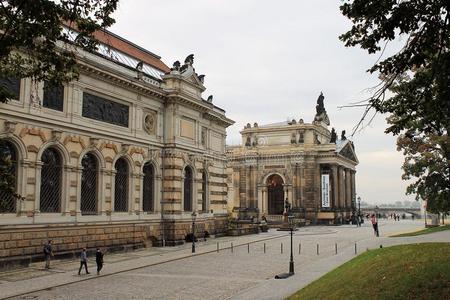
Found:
[96,248,104,275]
[78,248,89,275]
[43,240,53,269]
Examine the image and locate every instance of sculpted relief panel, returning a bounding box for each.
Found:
[143,111,157,135]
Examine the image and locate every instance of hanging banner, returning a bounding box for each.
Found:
[321,174,330,208]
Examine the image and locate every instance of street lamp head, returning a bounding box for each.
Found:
[288,215,294,225]
[191,211,197,221]
[357,196,361,202]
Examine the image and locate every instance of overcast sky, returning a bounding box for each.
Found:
[110,0,416,205]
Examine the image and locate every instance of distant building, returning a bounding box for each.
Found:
[0,28,233,264]
[227,96,358,224]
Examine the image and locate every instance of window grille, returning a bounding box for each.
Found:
[0,141,17,213]
[81,153,98,215]
[40,148,62,213]
[114,158,128,212]
[142,163,154,212]
[183,167,192,211]
[43,82,64,111]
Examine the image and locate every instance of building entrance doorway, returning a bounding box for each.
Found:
[267,174,284,215]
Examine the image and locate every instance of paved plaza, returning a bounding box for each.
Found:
[0,220,449,300]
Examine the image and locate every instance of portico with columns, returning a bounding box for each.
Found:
[227,94,359,224]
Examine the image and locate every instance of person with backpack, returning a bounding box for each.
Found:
[43,240,53,269]
[78,248,90,275]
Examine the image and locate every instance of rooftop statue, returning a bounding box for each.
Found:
[184,54,194,66]
[171,60,180,71]
[330,128,337,143]
[316,92,325,115]
[341,130,347,141]
[313,92,330,125]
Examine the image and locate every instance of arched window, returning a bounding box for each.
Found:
[142,162,154,212]
[202,171,208,212]
[81,153,98,215]
[40,148,62,213]
[0,140,18,213]
[183,166,193,211]
[114,158,128,212]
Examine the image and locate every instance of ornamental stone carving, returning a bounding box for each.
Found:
[143,112,156,135]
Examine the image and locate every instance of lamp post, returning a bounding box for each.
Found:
[288,215,295,274]
[358,196,361,217]
[191,211,197,253]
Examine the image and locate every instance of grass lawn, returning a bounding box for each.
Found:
[287,243,450,300]
[390,225,450,237]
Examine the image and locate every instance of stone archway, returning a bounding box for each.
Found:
[267,174,284,215]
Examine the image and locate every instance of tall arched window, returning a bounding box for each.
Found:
[142,162,154,212]
[81,153,98,215]
[183,166,193,211]
[114,158,128,212]
[40,148,62,212]
[0,140,18,213]
[202,171,208,212]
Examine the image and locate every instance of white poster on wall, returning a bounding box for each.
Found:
[321,174,330,208]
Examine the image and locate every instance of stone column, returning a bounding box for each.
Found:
[299,163,304,209]
[345,169,351,209]
[257,185,263,217]
[98,168,107,215]
[74,166,83,215]
[245,166,250,208]
[135,172,144,215]
[338,166,345,209]
[34,161,43,214]
[315,164,321,210]
[351,170,356,210]
[287,184,293,204]
[154,173,162,213]
[294,164,301,208]
[262,186,267,215]
[111,169,117,212]
[332,165,338,209]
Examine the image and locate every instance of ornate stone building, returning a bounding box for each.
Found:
[227,94,358,224]
[0,29,233,264]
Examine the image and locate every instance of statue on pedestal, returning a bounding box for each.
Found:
[313,92,330,126]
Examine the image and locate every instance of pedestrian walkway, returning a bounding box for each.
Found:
[0,220,447,300]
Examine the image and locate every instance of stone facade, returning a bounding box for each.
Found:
[0,29,233,264]
[227,100,358,224]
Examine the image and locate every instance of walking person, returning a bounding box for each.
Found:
[43,240,53,269]
[78,248,90,275]
[95,248,104,275]
[371,214,379,237]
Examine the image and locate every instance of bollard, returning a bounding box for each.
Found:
[264,243,266,253]
[281,243,283,254]
[231,242,233,253]
[248,243,250,253]
[217,242,219,253]
[335,243,337,255]
[354,243,357,254]
[298,243,301,255]
[317,244,319,255]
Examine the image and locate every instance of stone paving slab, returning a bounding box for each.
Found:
[1,220,447,300]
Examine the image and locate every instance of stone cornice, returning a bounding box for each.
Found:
[78,60,166,100]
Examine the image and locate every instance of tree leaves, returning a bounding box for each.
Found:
[340,0,450,213]
[0,0,118,197]
[0,0,119,102]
